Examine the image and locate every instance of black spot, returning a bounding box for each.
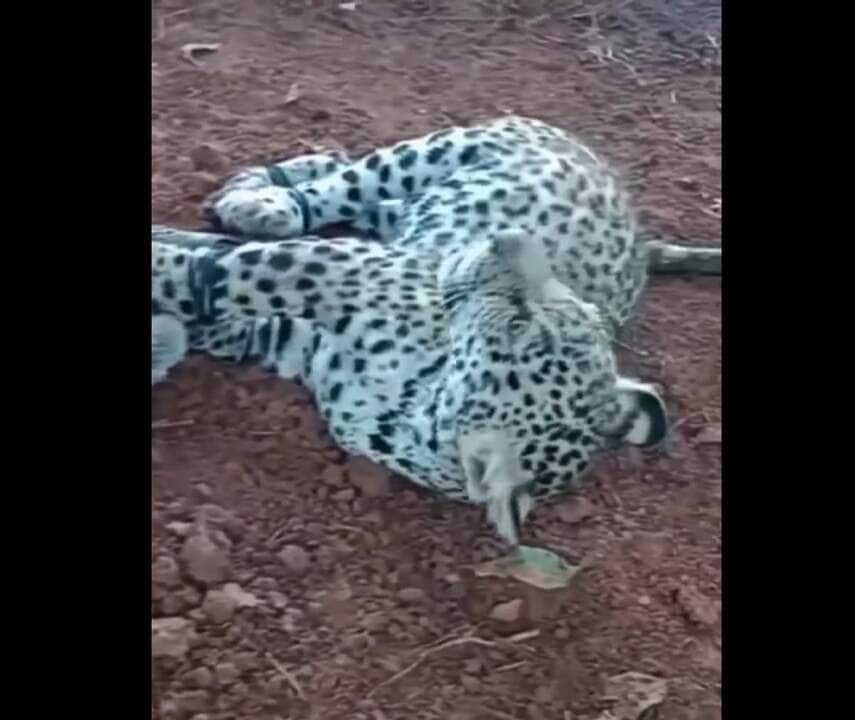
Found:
[270,295,285,309]
[370,339,394,354]
[234,294,251,306]
[365,154,381,170]
[269,252,294,272]
[377,423,395,438]
[353,357,366,373]
[305,292,323,305]
[313,244,331,255]
[523,393,536,407]
[329,383,343,402]
[239,249,262,265]
[346,187,361,203]
[250,277,276,298]
[369,434,394,454]
[378,186,391,200]
[557,223,569,234]
[342,169,359,184]
[379,165,391,183]
[179,300,194,315]
[401,176,415,193]
[303,262,327,276]
[426,145,449,164]
[303,307,316,319]
[339,205,356,217]
[507,371,521,390]
[538,211,549,226]
[240,270,252,281]
[173,254,186,266]
[473,200,489,214]
[459,145,478,164]
[386,210,398,227]
[295,277,316,291]
[398,150,418,170]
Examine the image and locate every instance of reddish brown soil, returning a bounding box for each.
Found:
[152,2,721,718]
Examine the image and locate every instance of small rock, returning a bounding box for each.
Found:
[674,585,719,627]
[181,533,232,585]
[214,661,240,686]
[554,626,571,640]
[638,594,652,606]
[201,589,239,624]
[152,555,181,588]
[188,144,227,174]
[278,544,311,574]
[556,497,595,524]
[348,456,392,497]
[152,617,196,659]
[321,464,346,487]
[167,521,193,537]
[185,666,213,688]
[173,689,209,715]
[196,504,246,542]
[397,587,426,603]
[332,488,355,502]
[490,598,523,623]
[268,590,289,609]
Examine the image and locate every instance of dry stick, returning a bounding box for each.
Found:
[264,650,306,699]
[646,241,721,275]
[368,632,538,697]
[151,419,195,430]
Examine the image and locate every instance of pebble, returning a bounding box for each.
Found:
[214,661,240,686]
[152,555,181,588]
[152,617,196,659]
[278,544,311,574]
[332,488,355,502]
[180,533,232,585]
[184,667,213,688]
[166,521,193,537]
[490,598,523,623]
[321,464,347,487]
[347,456,392,497]
[397,587,426,603]
[202,589,239,623]
[173,689,209,715]
[555,497,595,524]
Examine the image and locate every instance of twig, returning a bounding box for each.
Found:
[264,651,306,699]
[614,339,651,358]
[368,632,536,697]
[494,660,526,673]
[152,419,195,430]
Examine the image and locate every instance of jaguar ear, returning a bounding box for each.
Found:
[613,377,668,446]
[490,228,555,292]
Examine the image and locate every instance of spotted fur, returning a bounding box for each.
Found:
[152,117,667,544]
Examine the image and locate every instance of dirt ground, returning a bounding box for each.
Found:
[151,2,721,718]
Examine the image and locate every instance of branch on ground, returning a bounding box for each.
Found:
[646,241,721,276]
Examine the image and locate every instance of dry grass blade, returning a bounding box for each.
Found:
[368,631,538,697]
[181,43,221,67]
[283,81,302,106]
[152,419,195,430]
